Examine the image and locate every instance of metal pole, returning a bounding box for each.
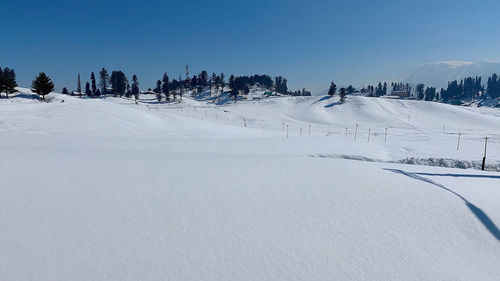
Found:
[482,137,488,170]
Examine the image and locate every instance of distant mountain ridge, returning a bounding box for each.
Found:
[395,60,500,88]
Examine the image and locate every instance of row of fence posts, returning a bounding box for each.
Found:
[182,107,491,170]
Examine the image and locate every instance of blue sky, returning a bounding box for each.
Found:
[2,0,500,93]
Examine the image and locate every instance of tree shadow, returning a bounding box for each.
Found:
[385,168,500,241]
[325,101,341,108]
[312,95,331,104]
[411,172,500,180]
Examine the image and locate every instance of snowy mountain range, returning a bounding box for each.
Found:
[395,60,500,88]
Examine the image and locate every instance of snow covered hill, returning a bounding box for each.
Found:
[1,90,500,281]
[395,60,500,88]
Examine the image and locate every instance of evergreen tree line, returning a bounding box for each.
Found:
[439,76,483,101]
[64,68,310,102]
[0,67,18,98]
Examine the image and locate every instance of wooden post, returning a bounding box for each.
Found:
[367,128,371,143]
[482,137,488,170]
[456,132,461,151]
[384,128,387,142]
[354,123,358,140]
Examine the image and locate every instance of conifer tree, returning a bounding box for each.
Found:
[155,80,162,102]
[31,72,55,101]
[85,82,92,97]
[110,71,127,96]
[131,74,140,101]
[62,87,69,95]
[328,81,337,97]
[77,72,82,97]
[339,87,346,103]
[3,68,17,98]
[154,80,162,93]
[99,68,110,94]
[162,73,170,101]
[90,72,97,95]
[220,73,225,93]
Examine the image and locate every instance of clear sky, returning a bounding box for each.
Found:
[2,0,500,93]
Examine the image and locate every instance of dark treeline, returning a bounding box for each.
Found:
[63,68,311,102]
[354,73,500,104]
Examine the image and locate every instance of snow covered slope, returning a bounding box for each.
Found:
[395,60,500,88]
[1,90,500,281]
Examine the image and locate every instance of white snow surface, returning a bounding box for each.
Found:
[1,89,500,281]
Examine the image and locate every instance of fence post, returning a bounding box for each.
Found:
[482,137,488,170]
[367,128,371,143]
[354,123,358,140]
[456,132,461,151]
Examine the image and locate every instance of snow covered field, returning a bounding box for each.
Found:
[1,90,500,280]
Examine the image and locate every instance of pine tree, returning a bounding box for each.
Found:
[339,87,346,103]
[154,80,161,93]
[0,67,4,98]
[90,72,97,96]
[328,81,337,97]
[162,73,170,101]
[110,71,127,97]
[200,71,208,87]
[31,72,55,101]
[220,73,225,94]
[85,82,92,97]
[99,68,110,94]
[416,84,425,100]
[62,87,69,95]
[155,80,162,102]
[347,85,355,94]
[3,68,17,98]
[131,74,140,101]
[77,72,82,97]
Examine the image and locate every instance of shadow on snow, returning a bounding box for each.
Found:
[385,168,500,242]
